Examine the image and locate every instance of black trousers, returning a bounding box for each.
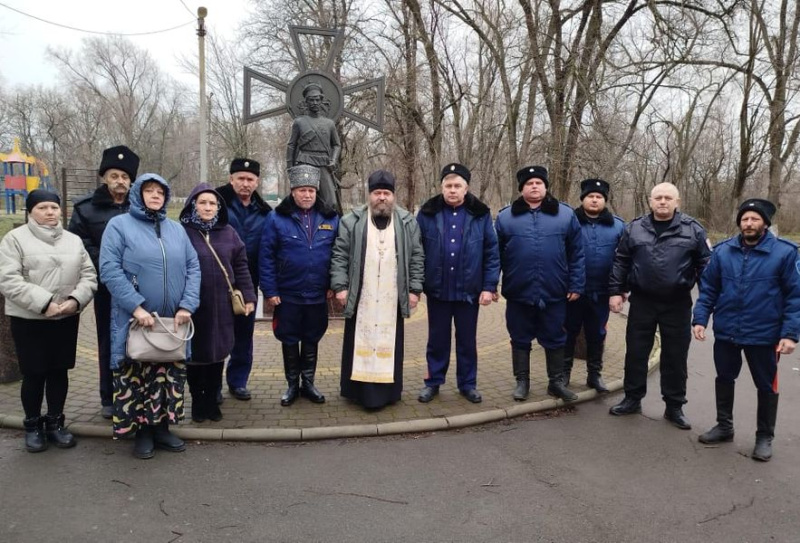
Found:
[714,340,779,393]
[94,283,113,406]
[623,293,692,407]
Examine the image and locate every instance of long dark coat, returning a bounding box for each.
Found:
[181,184,256,364]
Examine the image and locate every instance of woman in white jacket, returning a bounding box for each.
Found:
[0,190,97,452]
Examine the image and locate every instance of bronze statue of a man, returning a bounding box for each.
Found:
[286,83,342,213]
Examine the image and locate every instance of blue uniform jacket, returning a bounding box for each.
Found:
[259,195,339,305]
[99,174,201,370]
[496,196,585,306]
[417,193,500,303]
[574,207,624,297]
[216,183,271,289]
[693,231,800,345]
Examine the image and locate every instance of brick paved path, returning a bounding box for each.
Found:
[0,298,648,440]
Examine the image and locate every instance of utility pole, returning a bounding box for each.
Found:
[197,7,208,184]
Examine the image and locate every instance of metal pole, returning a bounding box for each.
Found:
[197,7,208,184]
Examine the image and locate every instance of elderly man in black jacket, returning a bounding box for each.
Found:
[68,145,139,419]
[608,182,710,429]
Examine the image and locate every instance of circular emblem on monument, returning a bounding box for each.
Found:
[286,70,343,122]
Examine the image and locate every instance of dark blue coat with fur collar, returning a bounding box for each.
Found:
[495,196,585,307]
[417,193,500,303]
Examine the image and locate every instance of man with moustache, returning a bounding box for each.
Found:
[563,179,624,393]
[330,170,425,410]
[217,158,272,401]
[608,182,710,430]
[69,145,139,419]
[416,163,499,404]
[692,199,800,461]
[495,166,585,402]
[260,165,338,406]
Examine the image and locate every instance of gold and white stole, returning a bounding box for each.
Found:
[350,210,399,383]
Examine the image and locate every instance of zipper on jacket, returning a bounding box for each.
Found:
[155,219,168,315]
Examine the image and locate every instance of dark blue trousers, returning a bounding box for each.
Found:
[226,310,256,389]
[424,297,479,391]
[93,283,113,407]
[565,294,610,344]
[714,340,779,393]
[505,299,567,351]
[272,302,329,345]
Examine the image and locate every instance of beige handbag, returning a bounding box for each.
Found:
[126,313,194,363]
[203,233,247,316]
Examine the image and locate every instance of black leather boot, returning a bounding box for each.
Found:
[586,341,609,393]
[699,381,735,444]
[133,425,154,459]
[300,342,326,404]
[44,414,76,448]
[563,340,575,388]
[205,363,223,422]
[152,420,186,453]
[23,416,47,453]
[187,366,206,423]
[752,391,779,462]
[281,343,301,406]
[545,348,578,402]
[512,349,530,401]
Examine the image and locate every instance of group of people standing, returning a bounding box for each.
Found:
[0,145,797,464]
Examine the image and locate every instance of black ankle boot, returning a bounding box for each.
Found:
[281,343,302,406]
[152,420,185,452]
[133,425,154,459]
[44,414,76,448]
[23,416,48,453]
[300,342,325,404]
[545,348,578,402]
[512,349,530,401]
[191,391,207,423]
[586,342,609,393]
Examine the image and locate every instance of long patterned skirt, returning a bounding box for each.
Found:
[112,361,187,438]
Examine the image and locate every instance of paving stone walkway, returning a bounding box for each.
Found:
[0,297,654,441]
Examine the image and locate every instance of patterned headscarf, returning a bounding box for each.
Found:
[180,197,219,232]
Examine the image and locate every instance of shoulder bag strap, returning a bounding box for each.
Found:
[202,232,236,296]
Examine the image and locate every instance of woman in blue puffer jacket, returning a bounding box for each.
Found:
[100,174,200,459]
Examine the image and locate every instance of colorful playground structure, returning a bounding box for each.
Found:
[0,138,54,214]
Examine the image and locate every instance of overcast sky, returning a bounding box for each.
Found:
[0,0,248,88]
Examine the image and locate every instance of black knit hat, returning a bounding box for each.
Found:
[26,189,60,213]
[516,165,548,191]
[736,198,776,227]
[230,157,260,177]
[440,163,471,183]
[99,145,139,179]
[368,170,396,193]
[580,178,610,200]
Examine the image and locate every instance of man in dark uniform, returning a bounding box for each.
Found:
[416,163,500,404]
[216,158,272,401]
[495,166,585,402]
[260,165,338,406]
[68,145,139,419]
[563,179,624,393]
[608,182,710,430]
[693,199,800,461]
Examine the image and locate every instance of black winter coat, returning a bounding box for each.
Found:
[68,186,129,272]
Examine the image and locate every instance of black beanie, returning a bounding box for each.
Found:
[26,189,61,213]
[736,198,776,227]
[368,170,396,193]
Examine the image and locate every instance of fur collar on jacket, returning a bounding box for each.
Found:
[510,195,560,216]
[419,192,490,217]
[574,206,615,226]
[275,194,337,219]
[216,183,272,214]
